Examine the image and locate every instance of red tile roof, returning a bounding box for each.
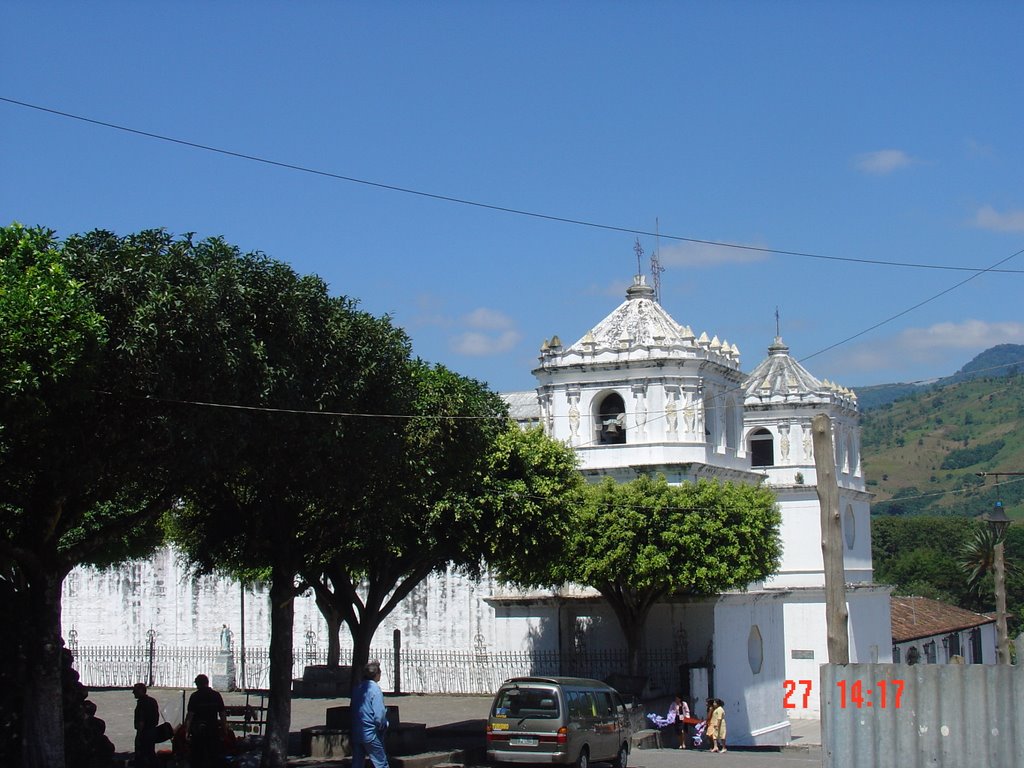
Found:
[891,596,995,643]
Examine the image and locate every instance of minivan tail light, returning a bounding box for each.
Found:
[557,726,568,744]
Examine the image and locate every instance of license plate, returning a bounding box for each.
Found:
[511,737,538,747]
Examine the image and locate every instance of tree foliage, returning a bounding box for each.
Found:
[549,475,781,673]
[303,364,582,686]
[158,243,411,768]
[873,515,1024,636]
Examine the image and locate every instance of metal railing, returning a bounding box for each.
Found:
[71,644,685,695]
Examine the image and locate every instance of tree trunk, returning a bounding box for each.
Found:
[622,618,645,677]
[261,566,295,768]
[22,569,65,768]
[347,612,382,696]
[813,413,849,664]
[602,588,656,677]
[313,584,343,667]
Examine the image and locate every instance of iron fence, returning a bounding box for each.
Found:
[71,645,683,695]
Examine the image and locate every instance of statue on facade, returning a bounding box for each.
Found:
[219,624,233,652]
[665,395,678,434]
[683,393,696,435]
[780,427,790,461]
[634,392,647,427]
[568,402,580,439]
[803,425,813,460]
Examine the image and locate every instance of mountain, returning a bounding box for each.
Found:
[853,344,1024,411]
[859,369,1024,519]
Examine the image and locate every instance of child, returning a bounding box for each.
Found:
[646,694,690,748]
[674,695,691,749]
[708,698,727,753]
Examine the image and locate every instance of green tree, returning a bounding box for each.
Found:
[168,257,412,768]
[1,224,106,768]
[1,226,241,767]
[550,475,781,675]
[304,366,582,688]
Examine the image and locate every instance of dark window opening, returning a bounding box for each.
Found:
[969,628,982,663]
[750,428,774,467]
[597,393,626,445]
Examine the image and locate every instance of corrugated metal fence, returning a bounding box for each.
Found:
[71,645,682,694]
[821,661,1024,767]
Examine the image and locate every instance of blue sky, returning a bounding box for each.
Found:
[4,2,1023,394]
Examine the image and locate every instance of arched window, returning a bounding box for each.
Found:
[750,428,774,467]
[596,392,626,445]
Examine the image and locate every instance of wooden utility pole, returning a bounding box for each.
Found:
[813,413,849,663]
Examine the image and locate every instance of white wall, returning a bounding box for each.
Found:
[62,548,500,653]
[778,586,892,719]
[713,595,791,746]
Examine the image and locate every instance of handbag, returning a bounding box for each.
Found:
[154,721,174,743]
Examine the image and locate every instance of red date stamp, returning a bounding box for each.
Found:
[783,679,813,709]
[785,679,905,709]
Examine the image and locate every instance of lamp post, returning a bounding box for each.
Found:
[977,472,1017,665]
[146,627,157,686]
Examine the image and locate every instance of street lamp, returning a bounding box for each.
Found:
[146,627,157,686]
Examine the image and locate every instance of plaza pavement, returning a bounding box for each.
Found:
[87,688,821,767]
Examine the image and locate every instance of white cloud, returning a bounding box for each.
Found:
[972,205,1024,233]
[449,307,522,356]
[463,307,516,331]
[658,240,769,267]
[853,149,914,175]
[451,329,522,356]
[827,320,1024,378]
[410,298,523,356]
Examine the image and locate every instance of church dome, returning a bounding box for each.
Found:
[565,275,692,352]
[743,337,823,400]
[541,275,737,364]
[743,336,858,409]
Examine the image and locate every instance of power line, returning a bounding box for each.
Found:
[4,95,1024,275]
[799,246,1024,364]
[93,390,508,421]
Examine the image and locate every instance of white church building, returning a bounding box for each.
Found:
[62,274,892,745]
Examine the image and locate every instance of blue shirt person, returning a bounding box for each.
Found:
[351,660,390,768]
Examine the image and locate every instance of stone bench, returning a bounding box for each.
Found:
[300,706,425,757]
[292,664,352,698]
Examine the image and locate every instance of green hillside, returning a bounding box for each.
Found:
[861,372,1024,520]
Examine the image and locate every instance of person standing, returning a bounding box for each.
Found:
[351,660,390,768]
[185,673,226,768]
[674,695,691,749]
[132,683,159,767]
[708,698,727,754]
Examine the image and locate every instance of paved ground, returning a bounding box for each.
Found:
[87,688,822,767]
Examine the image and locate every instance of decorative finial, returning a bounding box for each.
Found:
[634,238,644,278]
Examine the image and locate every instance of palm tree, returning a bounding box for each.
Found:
[958,525,1020,594]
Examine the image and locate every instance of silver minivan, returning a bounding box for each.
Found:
[486,676,632,768]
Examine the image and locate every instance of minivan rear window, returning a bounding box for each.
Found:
[492,686,561,719]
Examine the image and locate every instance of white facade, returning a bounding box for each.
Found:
[61,273,893,743]
[508,275,892,738]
